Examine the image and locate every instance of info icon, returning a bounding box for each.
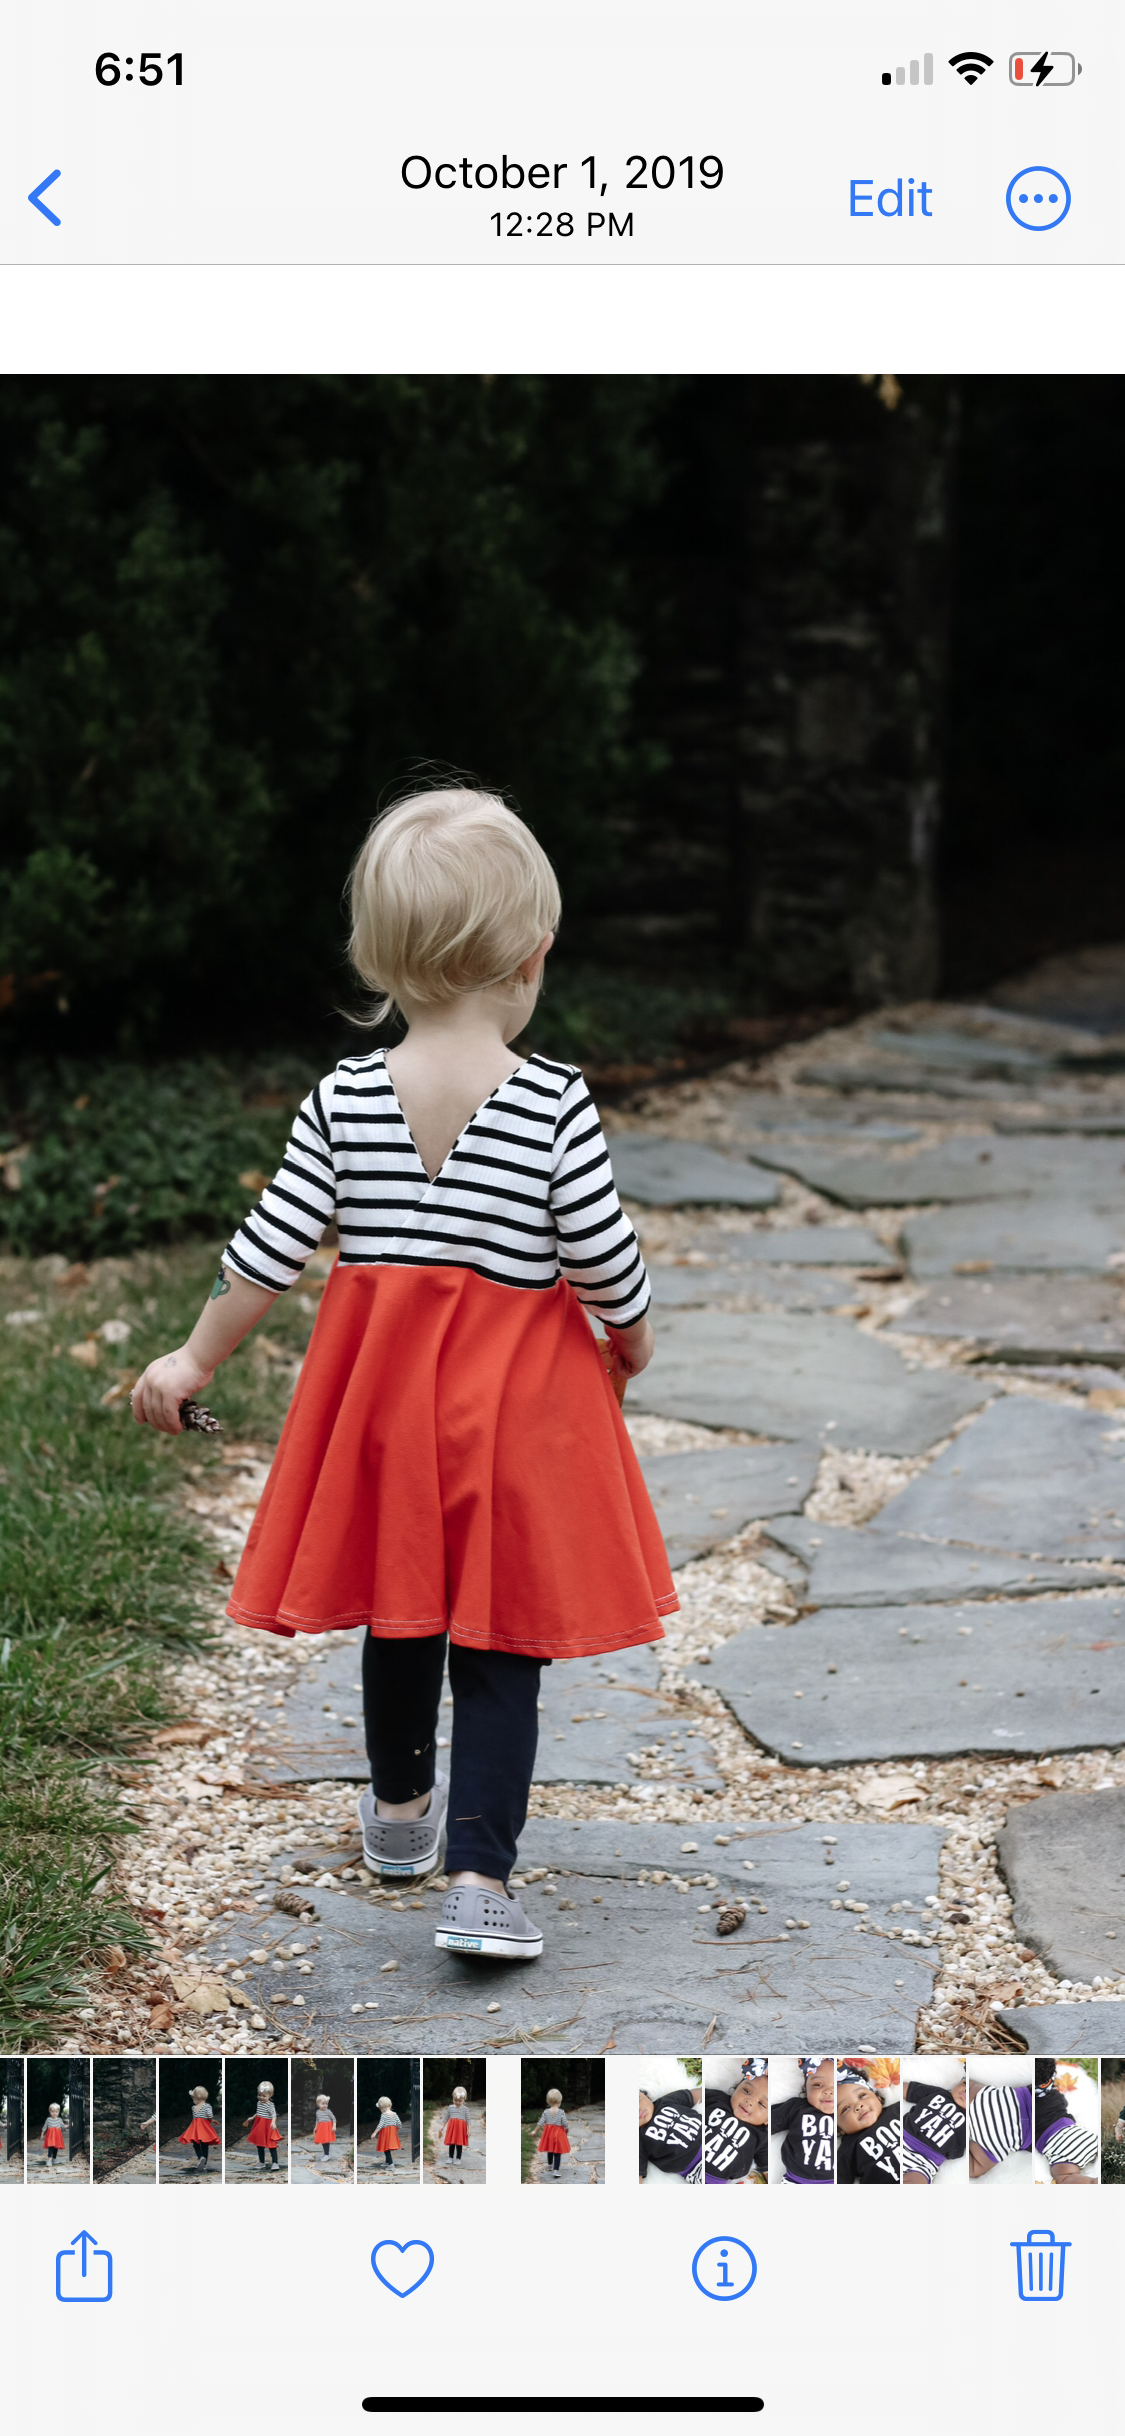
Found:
[692,2237,757,2302]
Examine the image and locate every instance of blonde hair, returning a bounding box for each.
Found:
[349,788,561,1024]
[189,2086,209,2101]
[47,2101,61,2112]
[451,2086,467,2104]
[317,2093,332,2106]
[257,2082,274,2097]
[546,2088,563,2106]
[377,2096,392,2109]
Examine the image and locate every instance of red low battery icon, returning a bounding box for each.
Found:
[1009,50,1080,83]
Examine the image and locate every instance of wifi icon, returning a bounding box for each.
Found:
[949,50,994,82]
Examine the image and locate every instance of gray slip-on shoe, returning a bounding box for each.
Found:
[434,1884,543,1960]
[357,1770,448,1879]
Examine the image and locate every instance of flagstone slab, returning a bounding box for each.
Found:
[607,1135,780,1207]
[218,1820,941,2054]
[905,1274,1125,1365]
[997,2003,1125,2051]
[745,1132,1125,1209]
[903,1198,1125,1276]
[629,1309,989,1453]
[710,1599,1125,1766]
[683,1224,892,1266]
[640,1441,820,1566]
[648,1265,854,1312]
[865,1397,1125,1563]
[764,1517,1119,1607]
[997,1789,1125,1984]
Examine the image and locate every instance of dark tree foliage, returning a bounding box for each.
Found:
[356,2055,415,2132]
[291,2057,354,2135]
[92,2057,156,2175]
[223,2056,287,2138]
[0,375,665,1052]
[423,2056,485,2106]
[522,2058,603,2110]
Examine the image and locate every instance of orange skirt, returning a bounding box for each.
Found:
[227,1264,677,1659]
[314,2122,336,2145]
[443,2117,470,2147]
[376,2125,401,2151]
[180,2119,220,2145]
[539,2126,571,2153]
[43,2126,65,2150]
[248,2116,280,2147]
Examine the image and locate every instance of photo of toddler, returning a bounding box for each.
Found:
[966,2058,1033,2183]
[901,2058,967,2188]
[358,2059,420,2184]
[638,2059,703,2189]
[835,2060,901,2186]
[769,2058,834,2187]
[522,2061,603,2183]
[423,2059,484,2185]
[702,2059,768,2186]
[1033,2059,1099,2186]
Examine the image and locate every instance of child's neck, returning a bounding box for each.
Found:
[385,995,528,1184]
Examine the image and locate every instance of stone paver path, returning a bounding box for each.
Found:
[26,2148,89,2184]
[158,2134,221,2185]
[357,2112,418,2183]
[424,2098,485,2184]
[630,1309,988,1452]
[224,2133,288,2184]
[290,2129,355,2184]
[526,2101,604,2184]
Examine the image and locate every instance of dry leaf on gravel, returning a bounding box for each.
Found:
[855,1773,923,1813]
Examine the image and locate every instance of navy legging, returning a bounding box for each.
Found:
[362,1631,542,1879]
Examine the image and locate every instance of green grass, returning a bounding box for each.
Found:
[0,1244,313,2045]
[520,2111,543,2183]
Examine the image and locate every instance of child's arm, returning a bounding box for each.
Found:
[549,1073,655,1374]
[131,1268,276,1433]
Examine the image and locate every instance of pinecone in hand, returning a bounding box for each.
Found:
[178,1398,222,1435]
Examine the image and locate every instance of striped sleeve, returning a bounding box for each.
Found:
[550,1072,651,1326]
[223,1077,337,1291]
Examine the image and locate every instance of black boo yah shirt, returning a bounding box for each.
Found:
[771,2095,834,2185]
[703,2093,768,2183]
[836,2102,902,2185]
[640,2091,703,2178]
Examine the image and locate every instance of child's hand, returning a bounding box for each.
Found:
[131,1347,215,1434]
[607,1315,655,1377]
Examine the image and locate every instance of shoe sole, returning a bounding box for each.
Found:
[434,1928,544,1960]
[362,1844,440,1880]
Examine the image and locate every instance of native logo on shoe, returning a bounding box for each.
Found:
[442,1933,483,1951]
[379,1860,418,1877]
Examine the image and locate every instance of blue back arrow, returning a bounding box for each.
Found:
[29,170,62,225]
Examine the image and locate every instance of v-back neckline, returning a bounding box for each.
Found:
[379,1048,532,1186]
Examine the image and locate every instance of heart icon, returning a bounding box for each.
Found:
[370,2240,435,2298]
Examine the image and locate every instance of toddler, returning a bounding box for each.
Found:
[770,2058,834,2187]
[178,2085,220,2168]
[373,2096,402,2165]
[835,2065,901,2186]
[245,2081,282,2171]
[1034,2061,1098,2184]
[535,2090,570,2175]
[902,2073,967,2184]
[314,2095,337,2151]
[132,788,675,1971]
[703,2060,768,2184]
[41,2103,65,2165]
[967,2075,1032,2177]
[639,2085,703,2182]
[440,2088,470,2161]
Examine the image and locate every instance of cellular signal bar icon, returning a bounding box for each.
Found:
[881,54,933,85]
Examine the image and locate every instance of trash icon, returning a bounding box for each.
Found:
[1011,2228,1070,2301]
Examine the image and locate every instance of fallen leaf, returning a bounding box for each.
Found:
[954,1259,993,1274]
[67,1338,99,1369]
[1035,1764,1065,1787]
[855,1772,922,1812]
[148,1723,215,1747]
[1088,1388,1125,1412]
[147,2003,175,2033]
[238,1169,270,1194]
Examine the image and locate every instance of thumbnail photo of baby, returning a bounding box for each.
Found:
[966,2057,1033,2183]
[157,2058,222,2185]
[521,2060,604,2183]
[1101,2057,1125,2183]
[1033,2059,1099,2185]
[290,2057,354,2184]
[27,2059,90,2183]
[901,2058,967,2187]
[701,2059,768,2186]
[358,2058,419,2183]
[225,2058,288,2183]
[769,2058,834,2187]
[639,2059,703,2189]
[835,2059,902,2186]
[423,2058,485,2185]
[1,2060,24,2186]
[92,2059,156,2185]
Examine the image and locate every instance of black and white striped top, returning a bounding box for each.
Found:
[224,1050,650,1327]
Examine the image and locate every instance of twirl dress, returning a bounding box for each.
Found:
[314,2103,336,2147]
[536,2107,571,2155]
[222,1051,676,1658]
[442,2105,470,2149]
[179,2101,219,2147]
[375,2111,402,2153]
[247,2100,280,2149]
[42,2117,65,2152]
